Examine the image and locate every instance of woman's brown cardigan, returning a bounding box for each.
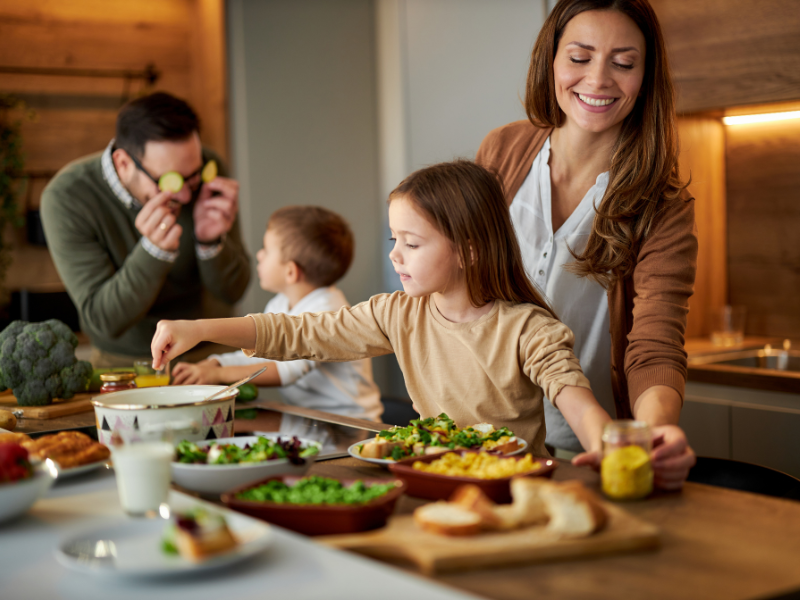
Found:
[476,121,698,418]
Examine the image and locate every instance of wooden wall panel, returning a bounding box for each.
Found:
[651,0,800,113]
[190,0,229,161]
[677,117,727,338]
[0,0,228,294]
[726,117,800,338]
[20,109,119,173]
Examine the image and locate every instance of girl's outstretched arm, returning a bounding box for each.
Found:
[151,317,257,369]
[554,385,612,456]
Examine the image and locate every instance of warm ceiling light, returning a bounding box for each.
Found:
[723,111,800,125]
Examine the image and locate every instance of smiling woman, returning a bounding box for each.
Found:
[476,0,698,489]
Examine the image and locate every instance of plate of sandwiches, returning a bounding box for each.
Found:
[0,431,111,478]
[348,413,527,466]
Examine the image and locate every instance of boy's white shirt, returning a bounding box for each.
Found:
[209,286,382,421]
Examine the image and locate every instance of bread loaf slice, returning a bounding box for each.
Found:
[538,480,607,536]
[506,477,550,527]
[414,501,483,536]
[448,484,505,529]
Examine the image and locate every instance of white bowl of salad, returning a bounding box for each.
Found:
[171,434,321,495]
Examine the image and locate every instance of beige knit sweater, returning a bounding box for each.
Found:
[246,292,591,456]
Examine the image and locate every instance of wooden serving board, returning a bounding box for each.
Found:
[319,502,659,575]
[0,392,96,419]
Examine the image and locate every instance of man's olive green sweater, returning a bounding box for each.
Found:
[40,152,251,357]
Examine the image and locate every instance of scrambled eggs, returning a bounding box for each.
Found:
[412,452,541,479]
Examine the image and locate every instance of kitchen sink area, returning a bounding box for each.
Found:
[682,339,800,478]
[687,341,800,393]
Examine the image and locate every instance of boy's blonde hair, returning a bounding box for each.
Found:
[267,206,354,287]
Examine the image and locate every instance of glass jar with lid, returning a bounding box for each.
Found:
[99,372,137,394]
[600,420,653,501]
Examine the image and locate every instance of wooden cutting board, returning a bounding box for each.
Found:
[319,502,659,575]
[0,391,96,419]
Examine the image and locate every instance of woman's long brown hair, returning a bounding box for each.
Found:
[389,161,555,317]
[527,0,687,288]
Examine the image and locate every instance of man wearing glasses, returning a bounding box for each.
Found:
[40,92,251,367]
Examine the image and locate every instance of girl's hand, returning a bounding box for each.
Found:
[651,425,696,490]
[171,359,221,385]
[152,320,201,369]
[571,450,601,470]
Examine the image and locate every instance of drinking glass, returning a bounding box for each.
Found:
[111,430,174,517]
[710,305,746,347]
[134,359,171,388]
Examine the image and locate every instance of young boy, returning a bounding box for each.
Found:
[171,206,382,421]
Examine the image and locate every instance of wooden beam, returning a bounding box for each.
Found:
[677,117,727,338]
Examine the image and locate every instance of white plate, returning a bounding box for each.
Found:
[56,459,110,480]
[54,494,272,578]
[347,438,529,466]
[170,435,321,495]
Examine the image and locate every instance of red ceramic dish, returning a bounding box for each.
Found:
[221,475,406,536]
[388,451,557,503]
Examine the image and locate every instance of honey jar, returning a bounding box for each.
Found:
[601,420,653,501]
[99,372,137,394]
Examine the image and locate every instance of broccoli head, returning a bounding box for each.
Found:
[0,319,93,406]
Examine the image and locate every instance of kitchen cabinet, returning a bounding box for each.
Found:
[681,382,800,478]
[651,0,800,113]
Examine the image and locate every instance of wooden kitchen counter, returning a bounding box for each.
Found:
[308,457,800,600]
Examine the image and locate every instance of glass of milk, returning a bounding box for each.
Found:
[111,434,174,517]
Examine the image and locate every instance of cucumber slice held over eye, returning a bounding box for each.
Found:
[158,171,184,193]
[201,160,218,183]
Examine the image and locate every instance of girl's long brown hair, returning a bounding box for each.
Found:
[389,161,555,317]
[527,0,687,287]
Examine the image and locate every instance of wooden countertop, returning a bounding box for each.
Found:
[685,336,783,358]
[308,457,800,600]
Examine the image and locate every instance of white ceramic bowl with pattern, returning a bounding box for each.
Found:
[91,385,239,447]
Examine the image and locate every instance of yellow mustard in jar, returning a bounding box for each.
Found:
[601,420,653,501]
[601,445,653,500]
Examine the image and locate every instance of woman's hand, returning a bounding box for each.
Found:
[151,320,201,369]
[651,424,696,490]
[571,424,696,491]
[171,359,221,385]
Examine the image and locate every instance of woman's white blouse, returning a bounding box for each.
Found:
[510,136,614,452]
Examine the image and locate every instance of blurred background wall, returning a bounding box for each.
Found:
[227,0,546,396]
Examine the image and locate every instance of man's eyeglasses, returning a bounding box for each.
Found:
[126,151,214,194]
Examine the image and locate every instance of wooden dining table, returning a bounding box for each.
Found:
[9,402,800,600]
[306,458,800,600]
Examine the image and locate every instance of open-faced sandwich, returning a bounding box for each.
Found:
[162,508,239,562]
[355,413,521,461]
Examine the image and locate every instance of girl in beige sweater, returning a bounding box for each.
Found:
[152,161,615,459]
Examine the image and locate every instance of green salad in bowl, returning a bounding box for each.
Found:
[171,435,322,496]
[176,436,320,466]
